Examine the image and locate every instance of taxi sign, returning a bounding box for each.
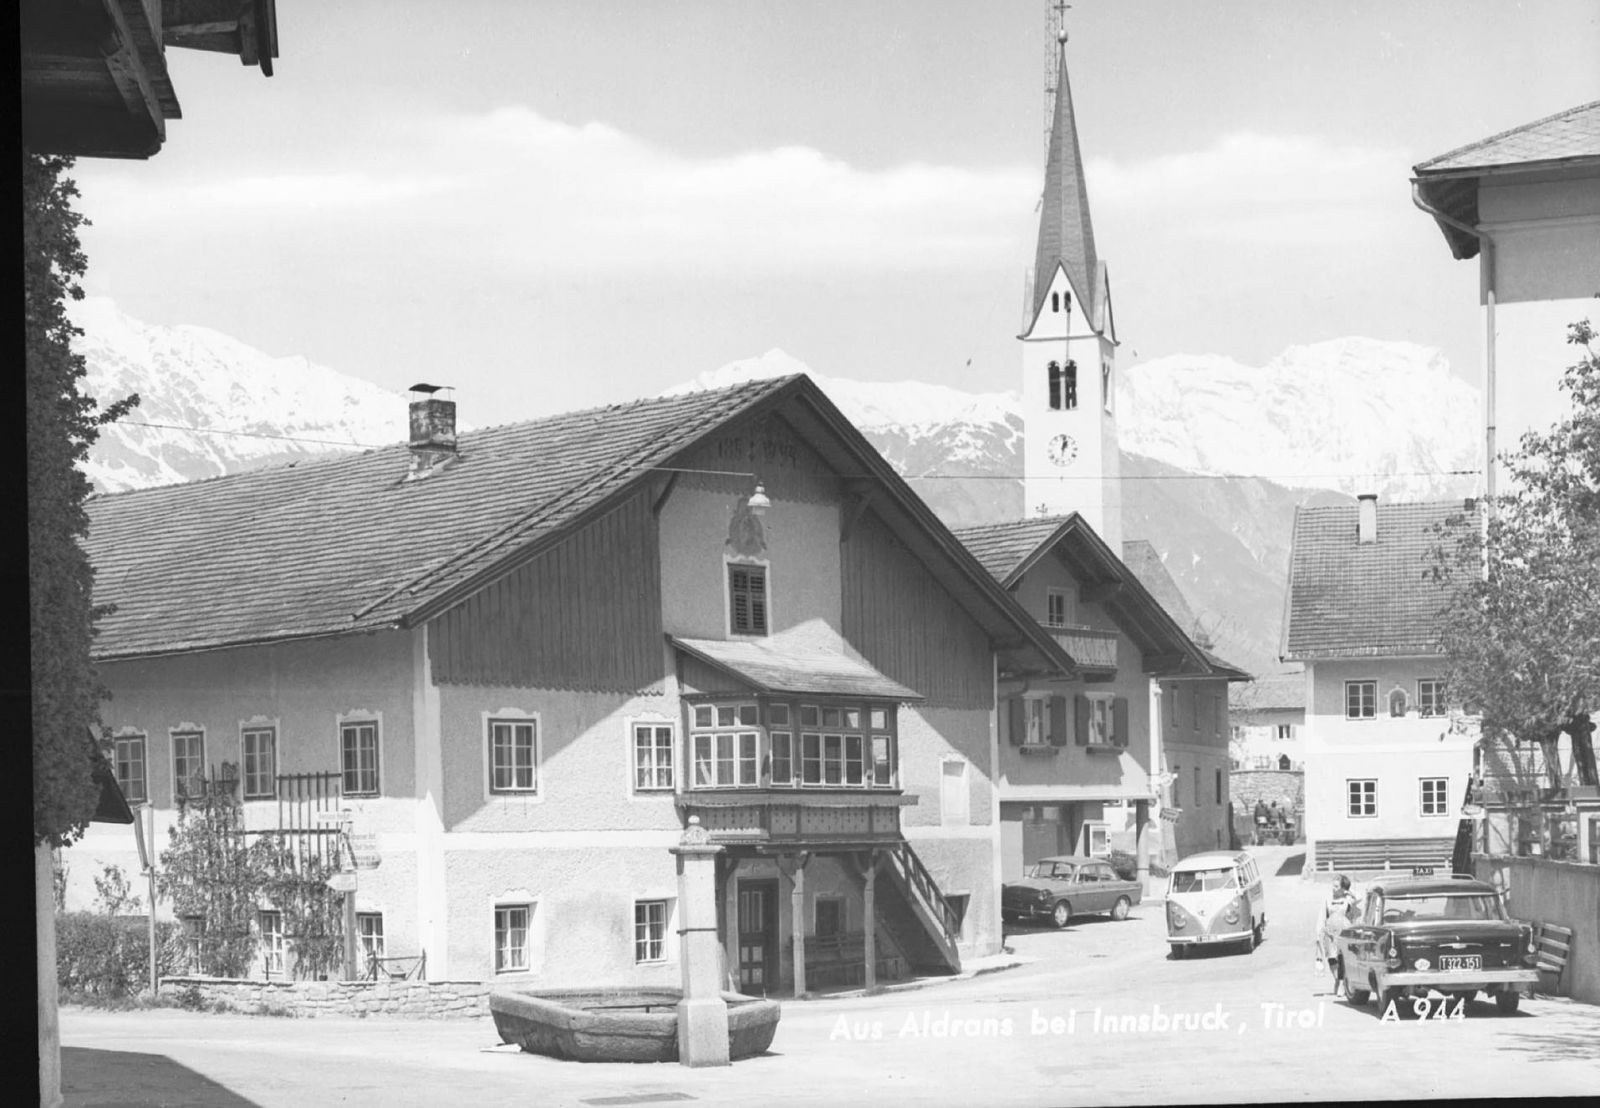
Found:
[1411,865,1435,876]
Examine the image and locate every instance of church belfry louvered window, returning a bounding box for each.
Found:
[729,563,768,635]
[1047,360,1078,411]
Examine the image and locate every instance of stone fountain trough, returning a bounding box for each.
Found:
[489,986,781,1063]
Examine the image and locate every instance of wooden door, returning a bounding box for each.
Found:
[736,879,778,995]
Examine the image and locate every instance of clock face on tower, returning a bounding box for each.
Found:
[1047,433,1079,467]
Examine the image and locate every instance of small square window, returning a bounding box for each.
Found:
[822,707,842,728]
[869,707,887,730]
[495,904,531,973]
[1420,777,1450,817]
[737,705,759,726]
[634,900,669,963]
[1347,779,1377,818]
[633,724,675,791]
[1418,680,1447,718]
[694,705,714,728]
[768,703,790,727]
[113,733,148,804]
[1346,681,1376,720]
[489,718,538,793]
[800,705,820,727]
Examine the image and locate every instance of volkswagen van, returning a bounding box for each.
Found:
[1165,850,1266,957]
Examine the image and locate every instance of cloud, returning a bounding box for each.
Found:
[1088,131,1413,245]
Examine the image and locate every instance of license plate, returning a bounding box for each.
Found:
[1440,955,1481,971]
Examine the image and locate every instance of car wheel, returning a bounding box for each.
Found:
[1111,896,1131,921]
[1495,991,1520,1015]
[1051,900,1072,929]
[1343,963,1370,1006]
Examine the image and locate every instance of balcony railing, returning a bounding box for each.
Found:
[677,789,914,846]
[1042,624,1118,670]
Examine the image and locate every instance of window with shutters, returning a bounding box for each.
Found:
[1075,693,1127,748]
[1047,360,1078,411]
[728,562,769,636]
[1011,694,1068,750]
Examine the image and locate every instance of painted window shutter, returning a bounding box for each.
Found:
[1049,695,1068,746]
[1074,694,1090,746]
[1007,698,1025,746]
[1113,697,1130,747]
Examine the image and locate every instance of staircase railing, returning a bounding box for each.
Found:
[885,842,961,950]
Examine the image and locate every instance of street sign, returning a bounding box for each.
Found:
[349,832,381,869]
[313,809,353,825]
[326,871,358,893]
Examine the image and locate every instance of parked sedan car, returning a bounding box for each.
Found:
[1335,874,1540,1014]
[1002,855,1142,928]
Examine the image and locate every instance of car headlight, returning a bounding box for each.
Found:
[1168,905,1186,930]
[1413,957,1430,971]
[1223,899,1240,925]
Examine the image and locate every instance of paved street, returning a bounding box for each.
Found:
[61,848,1600,1107]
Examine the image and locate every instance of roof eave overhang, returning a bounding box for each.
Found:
[669,637,925,703]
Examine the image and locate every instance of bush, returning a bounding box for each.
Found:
[1107,849,1139,882]
[56,912,180,998]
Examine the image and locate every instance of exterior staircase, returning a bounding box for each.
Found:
[875,842,962,976]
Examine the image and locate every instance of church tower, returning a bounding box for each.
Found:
[1020,26,1121,551]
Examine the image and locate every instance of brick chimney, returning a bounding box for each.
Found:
[408,383,456,477]
[1357,493,1377,544]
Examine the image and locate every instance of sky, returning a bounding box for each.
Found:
[70,0,1600,435]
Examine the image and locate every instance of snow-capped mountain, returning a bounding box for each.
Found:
[69,297,416,493]
[67,301,1481,677]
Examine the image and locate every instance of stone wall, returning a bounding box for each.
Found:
[1230,770,1305,843]
[1473,854,1600,1005]
[161,976,491,1018]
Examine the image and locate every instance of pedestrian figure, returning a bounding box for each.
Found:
[1254,799,1268,845]
[1314,875,1360,995]
[1269,800,1283,843]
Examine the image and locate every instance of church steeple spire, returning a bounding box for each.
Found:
[1030,29,1100,329]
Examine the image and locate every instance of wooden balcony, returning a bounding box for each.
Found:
[1043,624,1119,671]
[676,789,916,848]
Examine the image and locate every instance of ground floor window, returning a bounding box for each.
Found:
[814,896,844,939]
[258,910,285,977]
[634,900,668,963]
[172,730,205,800]
[1347,779,1377,818]
[495,904,531,973]
[356,912,385,964]
[1419,777,1450,817]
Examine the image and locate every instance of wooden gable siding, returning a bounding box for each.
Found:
[677,652,751,697]
[841,509,993,710]
[429,491,664,691]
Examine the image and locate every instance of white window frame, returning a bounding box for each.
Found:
[337,710,382,798]
[1087,692,1117,746]
[1275,723,1294,742]
[1419,777,1451,818]
[484,709,542,800]
[1417,679,1447,718]
[1345,681,1377,720]
[170,725,205,801]
[1023,696,1051,747]
[493,899,535,975]
[112,728,148,804]
[240,717,278,801]
[725,556,772,638]
[1045,587,1073,628]
[356,911,385,964]
[630,717,676,794]
[690,701,762,789]
[633,898,673,964]
[258,909,286,978]
[1347,779,1378,818]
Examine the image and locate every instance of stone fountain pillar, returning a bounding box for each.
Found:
[671,817,730,1067]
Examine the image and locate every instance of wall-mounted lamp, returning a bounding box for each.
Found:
[747,483,771,517]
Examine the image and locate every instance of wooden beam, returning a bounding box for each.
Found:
[100,0,167,146]
[650,471,680,518]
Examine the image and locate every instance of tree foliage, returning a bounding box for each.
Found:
[158,784,350,980]
[26,153,138,846]
[1430,315,1600,796]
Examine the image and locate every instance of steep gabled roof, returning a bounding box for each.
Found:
[87,375,1077,679]
[1281,500,1478,662]
[952,514,1218,678]
[1030,43,1101,328]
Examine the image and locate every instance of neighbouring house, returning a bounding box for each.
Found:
[1410,100,1600,498]
[1230,670,1307,770]
[1282,494,1481,873]
[65,375,1079,996]
[954,517,1248,883]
